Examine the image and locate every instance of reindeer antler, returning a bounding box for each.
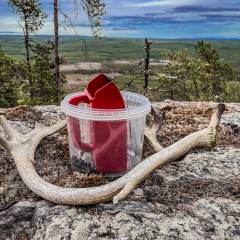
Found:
[144,107,165,152]
[0,104,225,205]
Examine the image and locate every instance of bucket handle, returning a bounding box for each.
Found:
[68,92,93,152]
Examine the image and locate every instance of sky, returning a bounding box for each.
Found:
[0,0,240,39]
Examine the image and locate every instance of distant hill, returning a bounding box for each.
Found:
[0,35,240,69]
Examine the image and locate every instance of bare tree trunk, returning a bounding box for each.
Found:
[212,76,221,98]
[54,0,61,103]
[182,78,190,100]
[23,20,33,101]
[144,38,152,95]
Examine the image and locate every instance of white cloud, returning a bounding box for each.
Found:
[0,16,95,36]
[127,0,197,8]
[103,28,141,38]
[204,11,240,17]
[0,17,21,33]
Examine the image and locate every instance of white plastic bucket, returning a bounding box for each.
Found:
[61,91,151,176]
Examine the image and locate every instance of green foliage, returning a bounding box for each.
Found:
[155,41,236,102]
[0,42,65,107]
[0,46,25,107]
[226,81,240,103]
[195,40,220,63]
[156,49,191,100]
[194,41,234,99]
[23,41,65,105]
[8,0,47,32]
[8,0,47,101]
[28,42,56,104]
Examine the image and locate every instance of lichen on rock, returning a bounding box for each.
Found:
[0,102,240,240]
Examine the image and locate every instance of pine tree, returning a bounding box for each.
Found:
[0,46,25,107]
[8,0,47,102]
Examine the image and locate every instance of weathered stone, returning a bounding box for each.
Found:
[1,197,240,240]
[0,201,38,240]
[0,102,240,239]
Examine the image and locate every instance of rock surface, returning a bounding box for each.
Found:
[0,102,240,240]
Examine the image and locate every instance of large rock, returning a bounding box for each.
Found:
[2,196,240,240]
[0,102,240,240]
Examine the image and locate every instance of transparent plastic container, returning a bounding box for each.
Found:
[61,91,151,176]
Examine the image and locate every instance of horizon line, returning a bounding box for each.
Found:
[0,34,240,41]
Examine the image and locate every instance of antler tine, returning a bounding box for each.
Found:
[0,132,11,151]
[0,115,20,140]
[28,120,66,141]
[0,115,20,151]
[145,107,165,152]
[208,103,225,129]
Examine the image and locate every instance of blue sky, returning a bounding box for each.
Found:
[0,0,240,38]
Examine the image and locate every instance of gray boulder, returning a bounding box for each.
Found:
[0,102,240,240]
